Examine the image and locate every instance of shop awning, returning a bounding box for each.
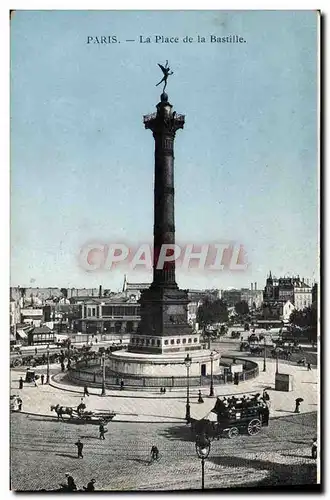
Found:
[17,329,28,339]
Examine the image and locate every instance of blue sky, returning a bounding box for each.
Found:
[10,10,318,291]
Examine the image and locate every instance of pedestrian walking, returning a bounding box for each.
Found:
[120,380,124,390]
[263,390,271,408]
[99,421,107,440]
[35,348,38,355]
[198,390,204,404]
[41,374,45,385]
[83,479,96,491]
[307,363,312,371]
[75,438,84,459]
[83,385,89,397]
[294,397,304,413]
[17,396,23,411]
[64,473,77,492]
[150,445,159,461]
[262,404,270,426]
[311,437,317,459]
[19,377,24,390]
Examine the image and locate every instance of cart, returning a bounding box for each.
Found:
[191,402,269,440]
[71,409,116,425]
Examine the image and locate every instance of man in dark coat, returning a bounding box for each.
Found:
[150,445,159,461]
[19,377,24,390]
[84,479,96,491]
[75,438,84,458]
[99,421,106,440]
[294,398,302,413]
[83,385,89,397]
[65,473,77,491]
[41,374,45,385]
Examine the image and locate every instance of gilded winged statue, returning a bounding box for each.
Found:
[156,60,173,93]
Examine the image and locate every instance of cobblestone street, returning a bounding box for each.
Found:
[10,411,317,491]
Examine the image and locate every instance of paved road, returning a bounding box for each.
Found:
[10,411,318,491]
[11,357,318,423]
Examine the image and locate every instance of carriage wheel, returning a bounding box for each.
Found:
[228,427,239,439]
[13,358,22,367]
[247,418,262,435]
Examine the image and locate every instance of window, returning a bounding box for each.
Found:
[157,340,161,346]
[182,338,187,344]
[102,306,113,316]
[176,339,181,344]
[151,339,155,345]
[164,340,169,345]
[188,338,192,343]
[194,338,198,343]
[146,339,150,346]
[170,339,175,345]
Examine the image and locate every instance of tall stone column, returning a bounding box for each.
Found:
[128,91,196,354]
[144,92,184,288]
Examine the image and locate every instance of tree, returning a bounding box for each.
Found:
[197,298,228,329]
[289,306,317,342]
[234,301,250,316]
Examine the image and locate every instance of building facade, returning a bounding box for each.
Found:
[72,295,140,335]
[222,283,263,309]
[262,272,313,318]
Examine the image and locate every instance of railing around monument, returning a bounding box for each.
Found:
[68,356,259,389]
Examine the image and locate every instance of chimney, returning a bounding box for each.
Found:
[255,282,257,291]
[99,285,102,298]
[251,283,253,291]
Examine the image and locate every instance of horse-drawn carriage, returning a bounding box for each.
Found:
[50,403,116,424]
[191,396,269,440]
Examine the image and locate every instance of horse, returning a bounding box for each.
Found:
[50,404,74,421]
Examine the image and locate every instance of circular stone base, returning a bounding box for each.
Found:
[107,349,221,378]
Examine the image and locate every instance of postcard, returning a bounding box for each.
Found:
[10,10,320,492]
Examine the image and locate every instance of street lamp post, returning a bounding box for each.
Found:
[67,339,71,370]
[101,352,106,396]
[263,337,266,372]
[184,354,192,422]
[209,351,214,397]
[46,347,50,384]
[195,434,211,490]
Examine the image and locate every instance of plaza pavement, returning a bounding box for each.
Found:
[11,358,318,423]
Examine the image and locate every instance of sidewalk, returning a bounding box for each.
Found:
[10,359,317,423]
